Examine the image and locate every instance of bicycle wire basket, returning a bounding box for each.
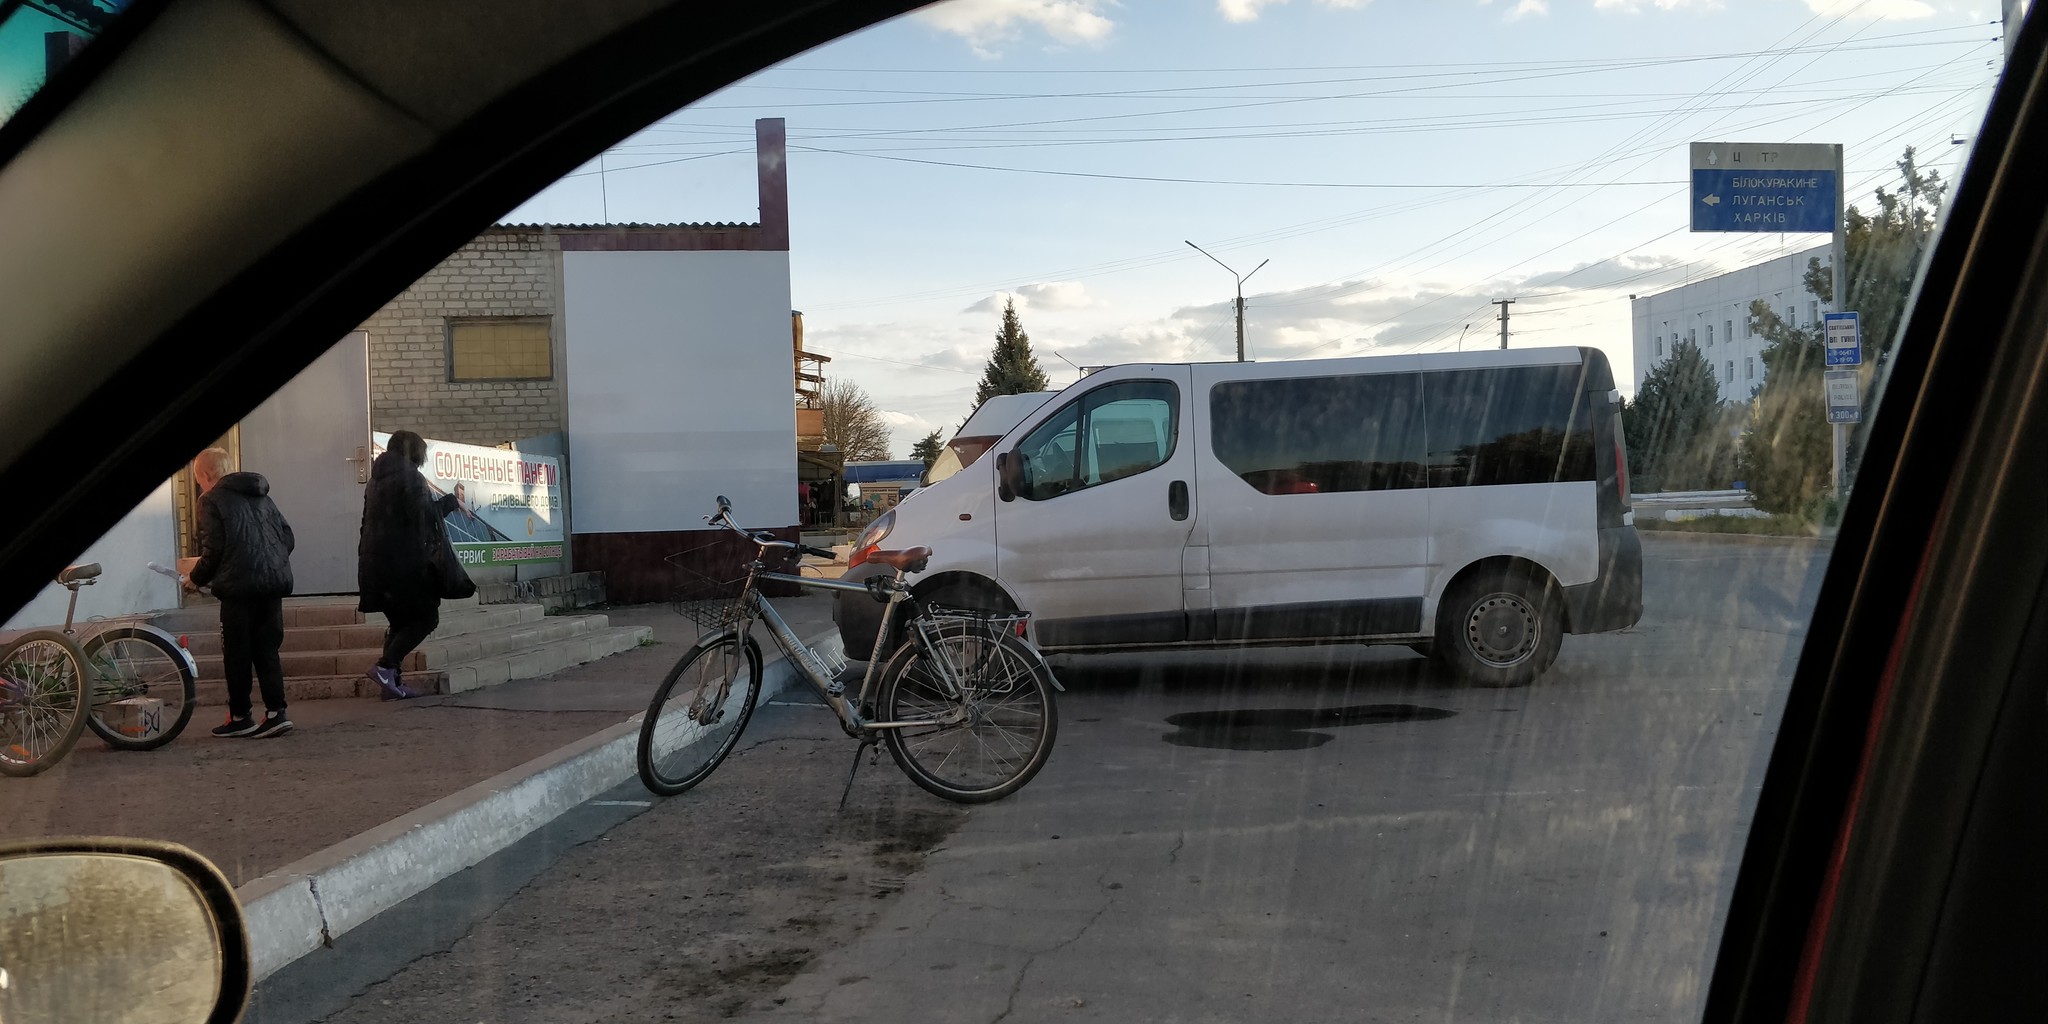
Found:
[665,544,803,630]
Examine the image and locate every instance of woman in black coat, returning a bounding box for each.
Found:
[358,430,459,700]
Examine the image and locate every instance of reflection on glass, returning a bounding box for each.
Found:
[0,852,222,1024]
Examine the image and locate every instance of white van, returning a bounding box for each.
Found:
[835,347,1641,686]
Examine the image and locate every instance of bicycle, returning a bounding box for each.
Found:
[638,497,1060,805]
[0,563,199,777]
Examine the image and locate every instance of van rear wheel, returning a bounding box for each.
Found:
[1435,568,1563,688]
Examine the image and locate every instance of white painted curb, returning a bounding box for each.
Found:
[238,632,841,981]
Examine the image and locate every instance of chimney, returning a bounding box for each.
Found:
[756,118,789,250]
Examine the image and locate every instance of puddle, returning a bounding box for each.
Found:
[1162,703,1457,751]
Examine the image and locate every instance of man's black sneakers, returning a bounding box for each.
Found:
[247,711,294,738]
[211,715,259,738]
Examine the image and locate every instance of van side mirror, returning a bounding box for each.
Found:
[996,452,1019,502]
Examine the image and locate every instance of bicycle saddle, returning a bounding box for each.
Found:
[864,547,932,573]
[58,563,103,584]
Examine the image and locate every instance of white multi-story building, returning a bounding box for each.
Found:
[1630,244,1830,403]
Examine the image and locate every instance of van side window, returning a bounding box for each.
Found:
[1014,381,1179,500]
[1209,373,1425,495]
[1423,364,1596,487]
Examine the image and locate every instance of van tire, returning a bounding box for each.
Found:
[1435,567,1563,688]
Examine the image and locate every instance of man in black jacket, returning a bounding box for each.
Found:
[189,448,296,738]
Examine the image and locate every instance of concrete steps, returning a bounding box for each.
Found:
[160,595,647,707]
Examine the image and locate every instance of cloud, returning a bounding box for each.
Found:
[880,410,932,428]
[1218,0,1288,20]
[916,0,1115,56]
[1506,0,1549,18]
[1804,0,1935,16]
[962,281,1102,314]
[1219,0,1371,21]
[1594,0,1725,11]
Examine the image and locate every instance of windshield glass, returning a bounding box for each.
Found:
[2,1,2022,1021]
[0,0,134,128]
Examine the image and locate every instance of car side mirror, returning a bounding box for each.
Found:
[996,451,1021,502]
[0,838,251,1023]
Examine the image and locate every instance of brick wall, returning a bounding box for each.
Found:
[359,228,567,447]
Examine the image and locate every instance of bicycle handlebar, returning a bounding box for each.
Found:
[704,501,833,558]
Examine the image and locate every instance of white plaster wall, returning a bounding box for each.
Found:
[5,478,180,629]
[1631,244,1830,403]
[563,250,795,533]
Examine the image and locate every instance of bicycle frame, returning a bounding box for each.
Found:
[705,515,982,740]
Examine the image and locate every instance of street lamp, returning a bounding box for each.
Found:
[1186,240,1269,362]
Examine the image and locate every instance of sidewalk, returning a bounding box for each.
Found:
[1,597,838,888]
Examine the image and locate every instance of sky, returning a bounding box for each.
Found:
[504,0,2011,457]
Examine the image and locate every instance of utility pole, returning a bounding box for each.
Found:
[1186,241,1269,362]
[1493,298,1516,350]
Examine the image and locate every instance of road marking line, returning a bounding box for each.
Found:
[589,800,652,808]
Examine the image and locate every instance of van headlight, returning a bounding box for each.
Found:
[849,510,896,569]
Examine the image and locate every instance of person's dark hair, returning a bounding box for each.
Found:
[388,430,428,467]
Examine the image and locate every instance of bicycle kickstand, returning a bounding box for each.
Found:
[839,736,882,810]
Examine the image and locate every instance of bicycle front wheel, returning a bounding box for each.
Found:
[878,626,1058,804]
[84,627,197,751]
[0,630,93,777]
[637,632,763,796]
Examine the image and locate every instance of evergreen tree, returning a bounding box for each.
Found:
[910,429,945,469]
[975,298,1051,407]
[1623,340,1731,492]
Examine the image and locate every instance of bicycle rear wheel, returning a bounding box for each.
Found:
[84,627,197,751]
[878,626,1058,804]
[0,630,93,777]
[637,632,763,796]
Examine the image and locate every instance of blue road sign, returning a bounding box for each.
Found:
[1823,311,1862,366]
[1690,143,1840,234]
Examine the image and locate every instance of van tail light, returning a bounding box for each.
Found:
[1615,439,1630,505]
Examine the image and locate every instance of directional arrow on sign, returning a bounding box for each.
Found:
[1708,150,1719,166]
[1700,194,1722,206]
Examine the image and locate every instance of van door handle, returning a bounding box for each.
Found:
[1168,480,1189,521]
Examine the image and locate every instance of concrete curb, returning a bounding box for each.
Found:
[1638,529,1837,549]
[238,630,842,981]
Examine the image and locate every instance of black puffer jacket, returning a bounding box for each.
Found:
[190,473,295,600]
[357,450,458,613]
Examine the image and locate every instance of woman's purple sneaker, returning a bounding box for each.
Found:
[367,665,418,700]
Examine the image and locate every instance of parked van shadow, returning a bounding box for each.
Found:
[1161,703,1457,751]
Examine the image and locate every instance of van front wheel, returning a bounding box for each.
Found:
[1435,569,1563,688]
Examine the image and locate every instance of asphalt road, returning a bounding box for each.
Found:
[252,535,1828,1024]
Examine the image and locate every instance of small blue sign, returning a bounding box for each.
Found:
[1823,311,1862,366]
[1691,169,1837,233]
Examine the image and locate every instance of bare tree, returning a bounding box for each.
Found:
[820,378,893,461]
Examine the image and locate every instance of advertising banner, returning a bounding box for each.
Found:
[373,433,565,566]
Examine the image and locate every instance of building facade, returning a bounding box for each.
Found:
[1630,244,1830,403]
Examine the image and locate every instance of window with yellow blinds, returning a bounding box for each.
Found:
[448,318,552,381]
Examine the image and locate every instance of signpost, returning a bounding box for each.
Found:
[1692,141,1849,506]
[1821,311,1863,496]
[1690,143,1840,233]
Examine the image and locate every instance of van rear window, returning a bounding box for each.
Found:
[1208,363,1594,496]
[1209,373,1426,495]
[1423,364,1595,488]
